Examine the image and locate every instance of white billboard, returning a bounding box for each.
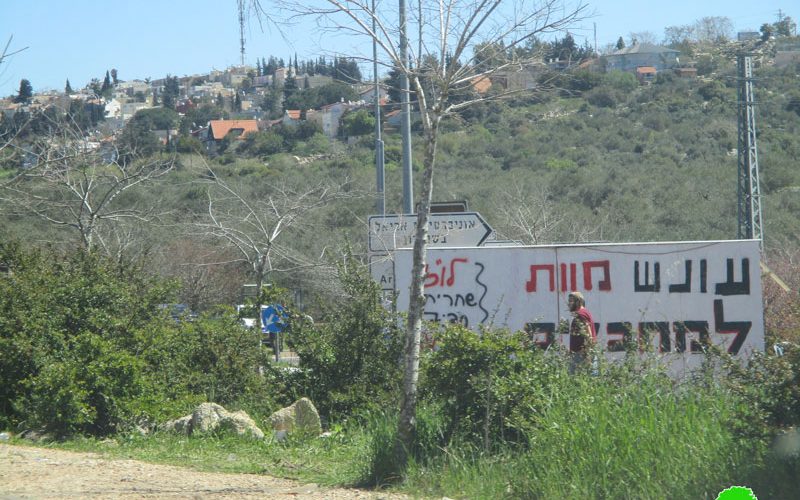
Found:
[392,240,764,373]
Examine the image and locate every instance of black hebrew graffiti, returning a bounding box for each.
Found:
[673,321,710,353]
[606,322,633,352]
[632,258,748,295]
[714,299,751,354]
[668,260,692,293]
[525,322,555,349]
[639,322,671,353]
[715,258,750,296]
[423,258,488,325]
[634,261,660,292]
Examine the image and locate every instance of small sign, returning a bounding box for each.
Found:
[369,254,395,291]
[368,212,493,252]
[261,304,288,334]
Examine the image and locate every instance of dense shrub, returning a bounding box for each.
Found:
[0,242,272,436]
[420,324,566,449]
[274,256,403,420]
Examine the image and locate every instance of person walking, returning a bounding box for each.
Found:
[567,291,597,373]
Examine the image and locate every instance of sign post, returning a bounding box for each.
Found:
[368,212,494,294]
[368,212,493,252]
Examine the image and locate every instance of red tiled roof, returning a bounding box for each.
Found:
[208,119,258,140]
[285,109,301,120]
[470,75,492,94]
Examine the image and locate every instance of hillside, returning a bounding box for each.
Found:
[1,46,798,310]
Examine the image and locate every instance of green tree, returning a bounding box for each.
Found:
[760,23,774,41]
[333,56,362,83]
[65,79,73,95]
[117,118,162,162]
[14,78,32,103]
[162,75,180,109]
[284,255,402,418]
[130,107,180,131]
[616,36,625,50]
[101,70,112,98]
[283,74,298,104]
[774,15,797,37]
[110,68,119,85]
[88,78,102,97]
[341,108,375,137]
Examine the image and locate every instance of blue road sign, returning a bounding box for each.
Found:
[261,304,288,334]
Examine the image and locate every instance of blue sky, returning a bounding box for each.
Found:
[1,0,795,98]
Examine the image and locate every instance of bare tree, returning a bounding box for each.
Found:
[194,165,357,332]
[0,35,28,75]
[627,31,658,46]
[0,112,174,255]
[151,237,249,311]
[251,0,586,461]
[493,182,564,244]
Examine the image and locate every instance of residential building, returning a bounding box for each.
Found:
[121,102,150,120]
[635,66,657,84]
[604,43,680,73]
[205,119,259,154]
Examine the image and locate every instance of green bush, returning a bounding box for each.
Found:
[420,324,567,449]
[408,329,764,499]
[274,255,402,420]
[0,242,273,436]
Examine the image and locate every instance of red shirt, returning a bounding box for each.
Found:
[569,307,597,352]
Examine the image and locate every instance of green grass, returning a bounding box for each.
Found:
[45,428,376,488]
[13,366,797,499]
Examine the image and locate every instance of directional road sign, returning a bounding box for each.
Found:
[368,212,493,252]
[261,304,288,334]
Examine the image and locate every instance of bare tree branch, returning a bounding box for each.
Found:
[0,111,174,254]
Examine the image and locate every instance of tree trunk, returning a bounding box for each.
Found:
[395,117,439,462]
[254,255,266,333]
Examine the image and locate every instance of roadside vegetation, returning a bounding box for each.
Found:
[1,238,799,498]
[1,31,799,499]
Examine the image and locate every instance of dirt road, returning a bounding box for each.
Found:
[0,444,409,499]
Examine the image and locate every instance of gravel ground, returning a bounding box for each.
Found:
[0,444,411,499]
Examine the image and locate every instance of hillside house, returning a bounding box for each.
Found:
[121,102,150,120]
[104,98,123,119]
[273,67,296,87]
[635,66,657,84]
[604,43,680,73]
[306,101,358,138]
[282,109,302,127]
[205,119,259,154]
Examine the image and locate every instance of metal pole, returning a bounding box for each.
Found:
[736,53,763,250]
[399,0,414,214]
[373,0,385,215]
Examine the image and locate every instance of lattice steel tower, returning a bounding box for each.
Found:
[736,53,763,249]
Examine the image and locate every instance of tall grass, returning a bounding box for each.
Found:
[361,365,762,499]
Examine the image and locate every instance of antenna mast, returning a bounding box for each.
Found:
[736,52,763,249]
[238,0,246,66]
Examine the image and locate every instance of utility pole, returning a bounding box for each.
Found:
[373,0,385,215]
[736,53,763,250]
[399,0,414,214]
[238,0,246,66]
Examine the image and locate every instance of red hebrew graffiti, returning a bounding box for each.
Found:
[583,260,612,291]
[560,263,578,291]
[424,257,469,288]
[526,260,612,293]
[526,264,555,292]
